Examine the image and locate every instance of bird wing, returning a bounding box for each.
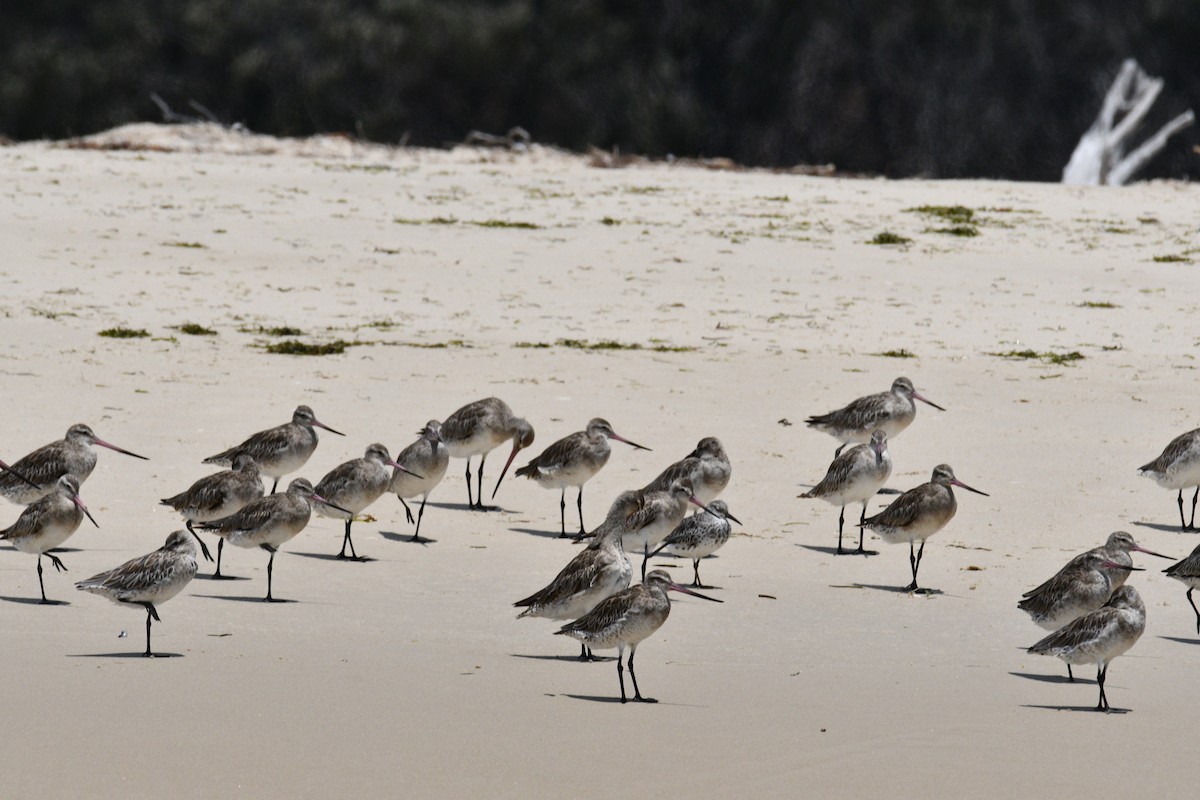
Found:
[805,445,869,497]
[0,442,70,490]
[806,390,892,429]
[641,458,698,494]
[204,423,296,465]
[203,494,286,533]
[556,588,637,637]
[863,483,928,528]
[516,431,585,477]
[516,548,606,608]
[1139,428,1200,473]
[76,548,192,596]
[441,398,502,442]
[0,498,53,539]
[1027,607,1120,654]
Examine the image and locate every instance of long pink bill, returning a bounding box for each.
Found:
[312,418,345,436]
[913,391,946,411]
[668,583,723,603]
[313,493,353,516]
[95,438,149,461]
[73,494,100,528]
[386,458,424,481]
[1102,560,1145,572]
[950,478,989,497]
[0,458,40,490]
[689,496,719,517]
[1131,544,1173,560]
[490,443,523,500]
[611,433,652,452]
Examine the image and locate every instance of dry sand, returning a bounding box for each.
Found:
[1,124,1199,798]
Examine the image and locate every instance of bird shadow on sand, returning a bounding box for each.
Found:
[1008,670,1095,685]
[380,530,437,545]
[1021,703,1128,714]
[838,583,944,596]
[429,501,510,513]
[46,547,84,553]
[560,694,627,704]
[0,595,70,606]
[194,573,251,582]
[510,527,572,540]
[797,544,879,557]
[290,551,377,563]
[511,653,617,663]
[1129,520,1192,534]
[193,593,297,604]
[1159,635,1200,646]
[68,651,184,659]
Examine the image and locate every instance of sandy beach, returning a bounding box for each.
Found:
[1,124,1199,798]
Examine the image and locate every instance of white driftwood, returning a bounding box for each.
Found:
[1062,59,1195,186]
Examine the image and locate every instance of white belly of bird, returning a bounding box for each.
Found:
[531,459,601,490]
[874,511,954,544]
[1154,456,1200,490]
[229,515,310,550]
[390,459,449,499]
[1030,595,1104,631]
[316,469,391,519]
[442,428,507,459]
[576,607,668,651]
[820,469,891,508]
[623,517,677,552]
[10,519,80,555]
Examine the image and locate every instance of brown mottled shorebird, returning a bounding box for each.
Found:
[0,424,148,505]
[203,405,344,494]
[622,478,718,580]
[515,418,651,537]
[649,500,742,588]
[1138,428,1200,530]
[806,377,944,456]
[441,397,535,511]
[515,492,640,660]
[800,430,892,555]
[389,421,449,543]
[196,478,347,601]
[1027,585,1147,712]
[0,475,99,603]
[315,443,421,560]
[160,454,265,570]
[1019,552,1145,681]
[75,530,198,657]
[555,569,721,703]
[860,464,988,592]
[1163,542,1200,633]
[641,437,731,505]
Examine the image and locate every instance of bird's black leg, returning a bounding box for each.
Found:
[641,543,648,581]
[410,496,428,543]
[1179,490,1187,531]
[400,497,415,525]
[902,541,918,592]
[836,505,846,554]
[578,642,594,662]
[475,454,487,511]
[1191,487,1199,530]
[338,519,362,560]
[577,488,586,537]
[559,490,567,538]
[911,540,927,593]
[617,647,628,703]
[628,647,656,703]
[47,552,67,572]
[142,603,160,657]
[270,477,279,495]
[692,558,703,588]
[37,555,48,603]
[1096,664,1109,712]
[856,505,874,555]
[1188,588,1200,635]
[1067,664,1074,682]
[264,546,283,602]
[465,459,475,509]
[212,538,235,580]
[185,520,213,563]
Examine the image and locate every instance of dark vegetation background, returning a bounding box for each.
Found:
[2,0,1197,180]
